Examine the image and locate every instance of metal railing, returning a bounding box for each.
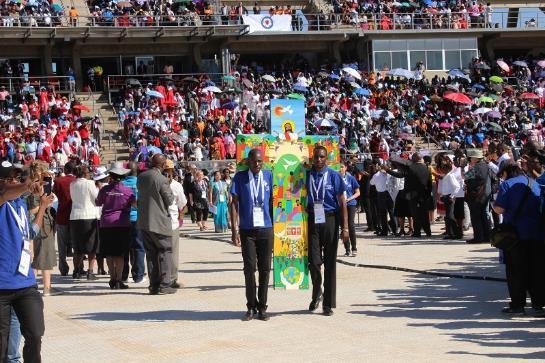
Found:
[0,10,544,30]
[0,76,74,94]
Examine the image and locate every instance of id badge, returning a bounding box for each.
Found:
[219,194,225,202]
[253,207,265,227]
[201,191,207,199]
[18,244,31,277]
[314,202,326,224]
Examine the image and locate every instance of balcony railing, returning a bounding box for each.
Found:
[0,10,543,31]
[0,76,74,94]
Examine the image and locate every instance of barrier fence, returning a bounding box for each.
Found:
[0,76,74,94]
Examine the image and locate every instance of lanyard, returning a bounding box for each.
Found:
[6,202,29,239]
[248,170,264,206]
[310,171,328,202]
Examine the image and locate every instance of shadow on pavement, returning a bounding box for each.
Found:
[72,309,243,322]
[348,274,545,359]
[180,268,241,274]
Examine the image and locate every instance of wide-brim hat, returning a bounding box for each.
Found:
[0,161,23,179]
[108,162,130,176]
[467,148,483,159]
[93,166,108,181]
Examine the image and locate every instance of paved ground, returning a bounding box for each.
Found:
[39,216,545,362]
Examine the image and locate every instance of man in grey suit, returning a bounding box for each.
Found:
[137,154,176,295]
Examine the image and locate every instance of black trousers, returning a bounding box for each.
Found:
[409,198,431,236]
[141,230,173,290]
[343,205,357,252]
[377,191,397,234]
[468,199,490,242]
[240,228,273,310]
[308,213,339,309]
[441,196,462,238]
[366,197,380,230]
[504,240,545,309]
[0,286,44,363]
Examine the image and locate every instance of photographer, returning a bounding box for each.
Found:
[0,161,55,362]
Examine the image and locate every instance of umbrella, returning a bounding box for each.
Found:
[293,85,307,92]
[203,86,222,93]
[222,75,236,81]
[294,80,309,87]
[261,75,276,82]
[388,68,414,79]
[350,82,360,88]
[513,61,528,68]
[443,92,472,104]
[472,84,485,90]
[329,73,340,80]
[182,76,199,82]
[478,96,494,104]
[439,122,452,129]
[287,93,305,100]
[487,121,503,132]
[52,3,63,11]
[474,107,492,114]
[448,69,466,79]
[475,63,491,70]
[73,104,90,112]
[117,1,132,7]
[370,109,394,119]
[537,60,545,68]
[354,88,370,96]
[242,79,253,89]
[486,111,502,119]
[430,95,443,103]
[126,78,141,87]
[489,76,503,83]
[146,90,164,98]
[203,80,215,86]
[496,60,509,73]
[520,92,540,100]
[342,67,361,80]
[318,71,329,78]
[314,119,333,128]
[222,101,238,110]
[487,94,501,100]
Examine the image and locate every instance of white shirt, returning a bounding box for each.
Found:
[370,171,389,193]
[70,178,99,220]
[440,170,461,197]
[169,179,187,230]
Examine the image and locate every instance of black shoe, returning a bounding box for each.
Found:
[72,271,81,280]
[426,232,432,237]
[344,251,350,257]
[378,232,388,237]
[242,309,255,321]
[158,287,177,295]
[323,307,334,316]
[257,310,270,321]
[501,307,525,315]
[87,272,98,281]
[171,281,184,289]
[309,295,322,311]
[98,268,107,275]
[109,280,117,289]
[442,235,453,240]
[116,281,129,290]
[60,271,68,277]
[411,233,421,238]
[466,239,487,244]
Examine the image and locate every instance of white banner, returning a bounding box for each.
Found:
[242,14,292,33]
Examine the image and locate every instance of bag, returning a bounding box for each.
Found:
[490,178,532,250]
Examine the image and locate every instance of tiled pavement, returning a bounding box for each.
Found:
[39,217,545,362]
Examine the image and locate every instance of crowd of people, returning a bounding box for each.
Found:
[0,0,65,27]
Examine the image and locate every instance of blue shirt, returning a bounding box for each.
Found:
[122,176,138,222]
[0,197,40,290]
[230,170,273,230]
[306,167,346,213]
[342,173,359,207]
[495,175,543,241]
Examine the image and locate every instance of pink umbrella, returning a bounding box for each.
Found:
[537,60,545,68]
[496,60,510,73]
[439,122,452,129]
[444,92,473,105]
[520,92,540,100]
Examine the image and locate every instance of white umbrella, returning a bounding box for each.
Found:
[261,75,276,82]
[314,119,333,128]
[342,67,362,80]
[370,109,394,119]
[388,68,415,79]
[203,86,222,93]
[350,82,361,88]
[294,81,309,88]
[474,107,492,114]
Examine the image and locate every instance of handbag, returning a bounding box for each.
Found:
[490,178,532,250]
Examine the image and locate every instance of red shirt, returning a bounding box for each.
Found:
[52,175,75,225]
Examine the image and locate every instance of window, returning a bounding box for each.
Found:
[374,52,391,71]
[426,51,443,70]
[443,39,460,50]
[391,51,408,69]
[425,39,442,50]
[461,50,478,69]
[409,51,426,70]
[390,40,408,51]
[445,50,461,70]
[373,40,390,51]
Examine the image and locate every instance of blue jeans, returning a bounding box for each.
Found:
[7,308,21,363]
[123,222,146,282]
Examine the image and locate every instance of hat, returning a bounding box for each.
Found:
[0,161,21,179]
[165,159,175,170]
[467,148,483,159]
[92,166,108,181]
[108,162,130,176]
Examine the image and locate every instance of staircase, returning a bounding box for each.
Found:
[413,135,441,157]
[74,92,129,166]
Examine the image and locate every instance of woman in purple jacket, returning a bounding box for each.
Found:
[96,162,135,289]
